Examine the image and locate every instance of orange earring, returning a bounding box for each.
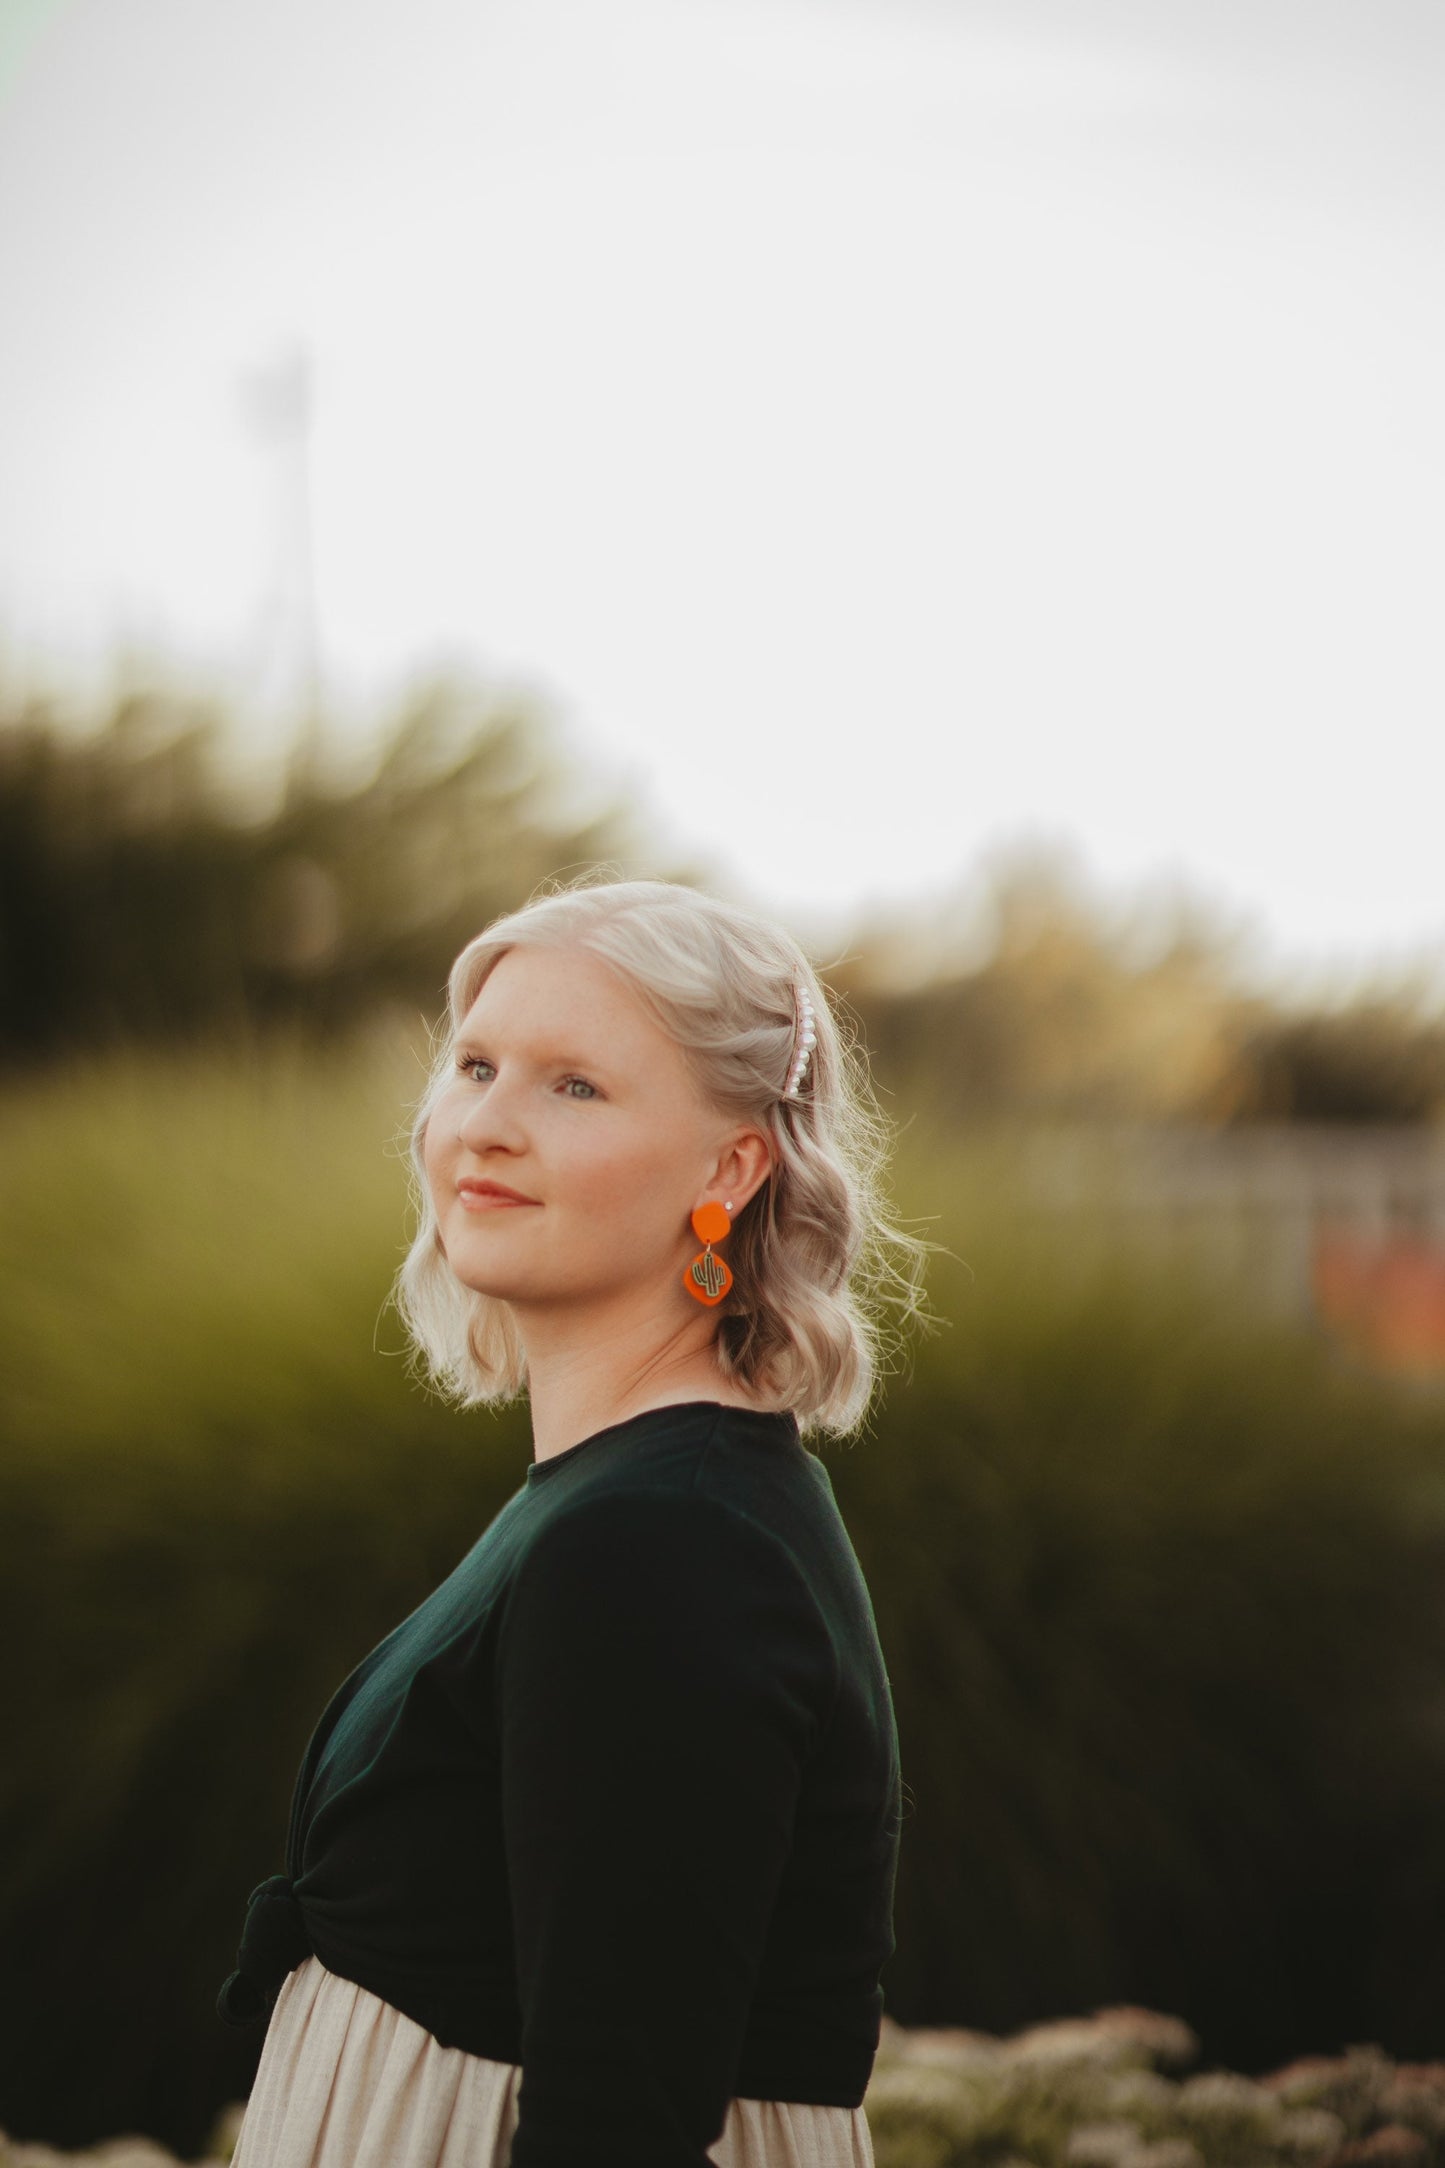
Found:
[683,1199,734,1306]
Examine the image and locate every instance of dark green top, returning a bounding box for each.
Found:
[218,1399,902,2167]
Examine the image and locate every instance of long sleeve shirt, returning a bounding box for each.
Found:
[217,1397,903,2167]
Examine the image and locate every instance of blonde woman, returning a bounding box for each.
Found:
[219,873,932,2168]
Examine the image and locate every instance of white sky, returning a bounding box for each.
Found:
[1,0,1442,998]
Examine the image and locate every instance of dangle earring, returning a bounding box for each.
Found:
[683,1199,734,1307]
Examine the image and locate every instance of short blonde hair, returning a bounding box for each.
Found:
[391,871,936,1439]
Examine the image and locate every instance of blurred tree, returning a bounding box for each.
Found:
[833,840,1445,1128]
[835,843,1249,1123]
[1228,998,1445,1122]
[6,679,1445,1124]
[0,669,666,1068]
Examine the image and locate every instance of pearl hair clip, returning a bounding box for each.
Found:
[784,984,816,1098]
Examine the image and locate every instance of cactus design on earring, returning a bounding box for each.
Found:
[683,1200,733,1306]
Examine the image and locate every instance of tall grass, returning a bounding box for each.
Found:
[3,1032,1445,2155]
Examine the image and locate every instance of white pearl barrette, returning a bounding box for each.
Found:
[784,984,816,1098]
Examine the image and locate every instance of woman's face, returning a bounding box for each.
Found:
[422,941,771,1312]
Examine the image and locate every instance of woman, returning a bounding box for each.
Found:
[218,873,932,2168]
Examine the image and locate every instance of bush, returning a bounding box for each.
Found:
[3,1045,1445,2153]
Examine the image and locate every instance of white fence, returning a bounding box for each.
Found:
[1009,1120,1445,1360]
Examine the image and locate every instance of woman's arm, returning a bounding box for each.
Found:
[496,1487,837,2168]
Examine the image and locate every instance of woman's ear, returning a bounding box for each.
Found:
[721,1126,776,1215]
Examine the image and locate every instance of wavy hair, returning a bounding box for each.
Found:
[390,871,939,1439]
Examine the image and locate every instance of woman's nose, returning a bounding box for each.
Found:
[453,1075,527,1147]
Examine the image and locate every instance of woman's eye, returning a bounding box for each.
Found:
[454,1056,597,1100]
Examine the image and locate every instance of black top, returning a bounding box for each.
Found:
[217,1399,902,2167]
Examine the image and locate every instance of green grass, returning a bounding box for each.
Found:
[4,1027,1445,2156]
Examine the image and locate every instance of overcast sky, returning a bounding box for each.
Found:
[1,0,1441,997]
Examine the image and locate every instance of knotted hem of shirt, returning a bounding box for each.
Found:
[216,1872,314,2027]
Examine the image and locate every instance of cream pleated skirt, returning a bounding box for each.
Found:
[229,1955,876,2168]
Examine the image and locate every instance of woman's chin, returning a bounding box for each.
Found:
[451,1262,522,1295]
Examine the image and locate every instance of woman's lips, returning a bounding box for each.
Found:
[456,1183,540,1208]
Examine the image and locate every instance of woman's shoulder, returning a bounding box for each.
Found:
[534,1418,832,1595]
[500,1476,835,1682]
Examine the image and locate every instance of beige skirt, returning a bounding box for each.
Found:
[230,1955,876,2168]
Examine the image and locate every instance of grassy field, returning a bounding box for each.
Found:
[4,1020,1445,2158]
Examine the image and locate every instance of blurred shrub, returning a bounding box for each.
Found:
[0,1020,533,2152]
[858,2011,1443,2168]
[832,843,1445,1127]
[4,1023,1445,2150]
[16,2009,1445,2168]
[0,670,665,1067]
[864,1114,1445,2070]
[6,673,1445,1126]
[1228,1002,1445,1123]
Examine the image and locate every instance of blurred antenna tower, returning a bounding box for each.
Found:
[238,341,324,801]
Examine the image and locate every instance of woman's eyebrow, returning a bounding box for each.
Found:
[455,1038,611,1076]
